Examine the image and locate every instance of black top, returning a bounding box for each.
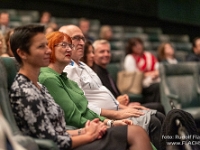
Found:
[186,53,200,62]
[93,64,121,98]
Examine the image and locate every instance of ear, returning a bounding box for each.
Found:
[16,48,28,60]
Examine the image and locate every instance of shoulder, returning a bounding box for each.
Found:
[39,68,60,84]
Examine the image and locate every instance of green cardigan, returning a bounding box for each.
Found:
[39,67,105,128]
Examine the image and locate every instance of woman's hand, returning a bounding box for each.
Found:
[84,120,99,141]
[113,119,133,126]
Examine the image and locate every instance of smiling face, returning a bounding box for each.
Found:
[24,33,51,68]
[94,43,111,68]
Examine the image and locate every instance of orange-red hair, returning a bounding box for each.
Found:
[46,31,72,63]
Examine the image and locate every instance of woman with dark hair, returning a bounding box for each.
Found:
[81,40,94,67]
[9,25,152,150]
[157,42,178,64]
[124,38,160,103]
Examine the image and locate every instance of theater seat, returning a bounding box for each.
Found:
[0,57,59,150]
[107,51,143,103]
[159,62,200,124]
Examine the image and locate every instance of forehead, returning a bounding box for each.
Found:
[195,39,200,45]
[71,28,84,37]
[97,43,110,51]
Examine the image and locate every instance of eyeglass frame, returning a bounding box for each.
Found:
[71,35,86,42]
[54,42,75,49]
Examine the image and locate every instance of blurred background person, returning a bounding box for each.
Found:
[99,25,117,50]
[0,32,7,56]
[79,18,94,42]
[0,11,10,35]
[157,42,178,64]
[124,37,160,104]
[186,37,200,62]
[1,29,14,57]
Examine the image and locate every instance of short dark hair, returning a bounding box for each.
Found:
[10,24,45,64]
[192,37,200,48]
[126,37,143,55]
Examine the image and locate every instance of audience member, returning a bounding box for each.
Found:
[1,29,14,57]
[39,11,58,31]
[39,11,51,25]
[99,25,117,50]
[0,32,7,56]
[186,37,200,62]
[8,24,152,150]
[81,40,94,68]
[157,42,178,64]
[79,18,94,42]
[0,11,10,35]
[92,39,165,114]
[124,38,160,103]
[60,25,164,149]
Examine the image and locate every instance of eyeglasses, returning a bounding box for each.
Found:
[55,42,75,49]
[71,35,86,42]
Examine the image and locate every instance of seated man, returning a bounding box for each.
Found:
[59,25,164,149]
[186,37,200,62]
[92,39,165,114]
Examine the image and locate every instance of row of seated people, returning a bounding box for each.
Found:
[4,24,167,150]
[1,11,200,150]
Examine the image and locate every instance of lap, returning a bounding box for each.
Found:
[73,125,128,150]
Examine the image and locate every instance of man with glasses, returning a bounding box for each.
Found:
[59,25,163,149]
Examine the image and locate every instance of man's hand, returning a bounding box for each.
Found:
[116,107,144,119]
[117,94,129,106]
[128,105,149,110]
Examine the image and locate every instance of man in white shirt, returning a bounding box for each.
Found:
[59,25,164,149]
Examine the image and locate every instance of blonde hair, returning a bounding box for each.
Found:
[0,32,7,55]
[99,25,112,39]
[157,42,174,62]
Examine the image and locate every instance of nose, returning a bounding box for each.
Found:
[79,38,85,45]
[91,52,94,58]
[67,46,72,52]
[46,45,52,54]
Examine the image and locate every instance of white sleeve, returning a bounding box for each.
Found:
[63,65,82,88]
[87,103,102,116]
[154,62,159,70]
[123,54,137,72]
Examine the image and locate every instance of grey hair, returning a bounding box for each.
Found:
[92,39,110,52]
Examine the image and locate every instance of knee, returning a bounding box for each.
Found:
[128,125,147,136]
[150,115,162,130]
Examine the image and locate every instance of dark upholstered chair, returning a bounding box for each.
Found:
[159,62,200,123]
[0,57,59,150]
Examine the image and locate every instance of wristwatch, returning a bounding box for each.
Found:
[107,120,114,127]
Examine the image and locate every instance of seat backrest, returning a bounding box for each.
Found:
[159,62,200,113]
[0,57,20,135]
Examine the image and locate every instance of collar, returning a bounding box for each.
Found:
[40,67,67,77]
[70,60,85,67]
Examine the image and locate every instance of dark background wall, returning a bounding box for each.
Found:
[1,0,200,40]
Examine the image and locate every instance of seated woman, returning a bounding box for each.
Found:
[124,38,160,103]
[9,25,152,150]
[157,42,178,64]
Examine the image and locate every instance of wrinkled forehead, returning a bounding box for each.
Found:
[70,28,84,37]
